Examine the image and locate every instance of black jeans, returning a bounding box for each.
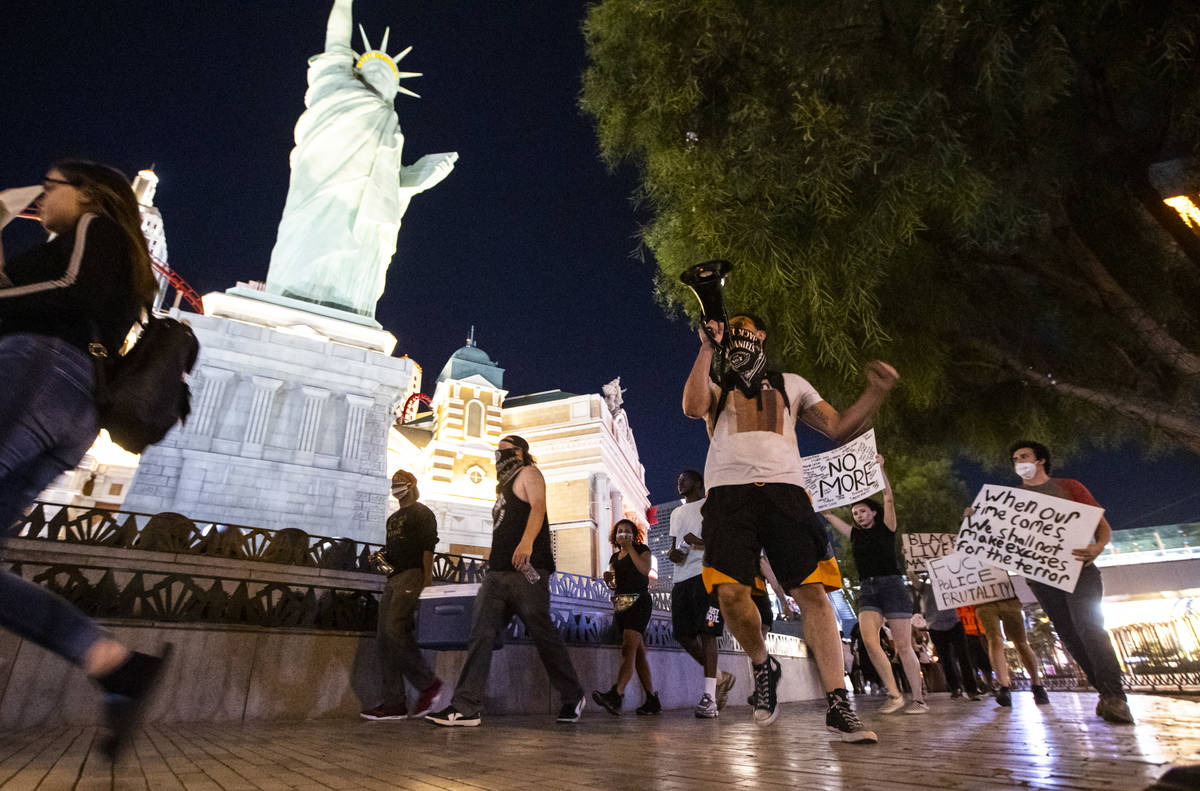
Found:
[928,622,979,695]
[1028,563,1125,698]
[450,570,583,716]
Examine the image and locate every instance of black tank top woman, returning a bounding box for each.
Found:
[608,543,652,594]
[850,522,902,580]
[490,476,555,573]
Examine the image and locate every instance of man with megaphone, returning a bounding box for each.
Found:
[682,294,898,744]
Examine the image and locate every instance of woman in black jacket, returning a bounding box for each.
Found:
[0,160,169,758]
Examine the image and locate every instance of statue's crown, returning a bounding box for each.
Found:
[355,25,422,98]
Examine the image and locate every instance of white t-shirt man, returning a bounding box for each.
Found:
[703,373,823,489]
[669,499,706,582]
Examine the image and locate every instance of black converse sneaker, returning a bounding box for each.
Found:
[751,656,781,726]
[825,689,878,744]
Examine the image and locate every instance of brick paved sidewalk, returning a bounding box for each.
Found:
[0,692,1196,790]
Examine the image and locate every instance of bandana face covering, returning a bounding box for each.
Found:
[725,327,767,396]
[494,447,524,490]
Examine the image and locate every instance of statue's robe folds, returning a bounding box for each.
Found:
[266,44,409,318]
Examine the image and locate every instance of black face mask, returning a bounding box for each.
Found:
[725,327,767,396]
[495,447,524,489]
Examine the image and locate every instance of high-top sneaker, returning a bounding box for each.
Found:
[825,689,879,744]
[751,656,781,726]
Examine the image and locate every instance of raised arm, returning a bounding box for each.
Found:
[824,510,853,538]
[878,454,897,532]
[683,320,721,419]
[799,361,899,442]
[325,0,354,51]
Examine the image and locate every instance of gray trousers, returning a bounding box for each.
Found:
[1028,563,1125,698]
[378,568,436,707]
[450,570,583,716]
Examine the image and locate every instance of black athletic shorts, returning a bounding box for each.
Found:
[613,591,653,635]
[701,483,830,592]
[671,575,723,638]
[755,590,774,628]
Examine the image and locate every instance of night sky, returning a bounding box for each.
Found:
[4,2,1196,529]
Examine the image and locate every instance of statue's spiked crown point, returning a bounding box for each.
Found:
[354,24,420,93]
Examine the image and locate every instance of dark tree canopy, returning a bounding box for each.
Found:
[581,0,1200,466]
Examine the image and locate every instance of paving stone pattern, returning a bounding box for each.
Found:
[0,692,1196,790]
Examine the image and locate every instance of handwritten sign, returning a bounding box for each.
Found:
[801,429,883,511]
[955,485,1104,593]
[901,532,957,578]
[926,551,1016,610]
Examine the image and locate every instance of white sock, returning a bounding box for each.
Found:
[704,677,717,697]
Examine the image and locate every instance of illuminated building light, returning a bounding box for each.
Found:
[1164,195,1200,229]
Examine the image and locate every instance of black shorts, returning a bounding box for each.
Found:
[671,575,722,638]
[701,483,830,591]
[613,592,653,634]
[755,590,774,628]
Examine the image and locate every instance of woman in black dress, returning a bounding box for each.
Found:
[592,519,660,715]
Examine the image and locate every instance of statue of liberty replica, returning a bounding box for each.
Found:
[265,0,457,319]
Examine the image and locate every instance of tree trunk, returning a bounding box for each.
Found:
[1048,198,1200,380]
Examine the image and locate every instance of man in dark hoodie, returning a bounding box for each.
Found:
[361,469,443,720]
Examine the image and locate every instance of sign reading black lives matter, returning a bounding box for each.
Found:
[926,551,1016,610]
[955,485,1104,593]
[900,533,957,578]
[801,429,884,511]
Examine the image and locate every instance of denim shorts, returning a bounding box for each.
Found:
[858,574,913,619]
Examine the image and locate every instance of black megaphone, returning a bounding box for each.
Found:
[680,259,732,344]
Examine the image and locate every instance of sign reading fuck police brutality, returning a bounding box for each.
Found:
[955,485,1105,593]
[926,551,1016,610]
[801,429,884,511]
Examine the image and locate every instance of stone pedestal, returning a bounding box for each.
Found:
[121,292,418,543]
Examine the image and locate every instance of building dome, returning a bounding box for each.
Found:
[437,326,504,388]
[450,344,493,365]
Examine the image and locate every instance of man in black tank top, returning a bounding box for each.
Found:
[427,435,585,727]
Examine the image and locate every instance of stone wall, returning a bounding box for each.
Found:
[123,311,415,544]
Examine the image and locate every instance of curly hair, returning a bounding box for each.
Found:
[608,518,645,547]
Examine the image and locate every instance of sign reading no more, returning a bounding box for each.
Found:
[801,429,884,511]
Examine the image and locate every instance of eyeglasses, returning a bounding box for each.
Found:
[42,176,73,192]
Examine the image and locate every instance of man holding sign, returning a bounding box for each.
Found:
[1008,441,1132,725]
[682,311,898,742]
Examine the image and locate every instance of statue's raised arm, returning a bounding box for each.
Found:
[264,0,457,320]
[325,0,353,51]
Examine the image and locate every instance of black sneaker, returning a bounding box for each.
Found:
[825,689,879,744]
[996,686,1012,707]
[1032,684,1050,705]
[425,705,481,727]
[98,644,174,761]
[1096,694,1134,724]
[636,692,662,715]
[592,686,623,716]
[557,697,586,723]
[751,656,781,726]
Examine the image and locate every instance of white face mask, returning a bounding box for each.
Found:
[1014,462,1039,480]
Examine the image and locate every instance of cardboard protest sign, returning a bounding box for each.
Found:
[926,551,1016,610]
[955,485,1104,593]
[901,532,957,578]
[801,429,884,511]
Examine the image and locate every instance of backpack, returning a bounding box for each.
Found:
[90,317,200,453]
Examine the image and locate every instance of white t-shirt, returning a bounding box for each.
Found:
[703,373,823,488]
[668,499,706,582]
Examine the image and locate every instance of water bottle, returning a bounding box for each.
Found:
[519,562,541,584]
